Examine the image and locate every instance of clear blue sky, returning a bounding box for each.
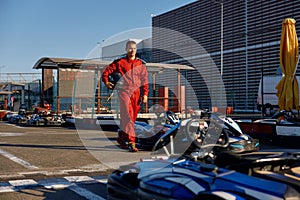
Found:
[0,0,196,73]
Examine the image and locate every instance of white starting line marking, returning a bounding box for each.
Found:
[0,182,14,193]
[0,176,108,200]
[68,184,105,200]
[9,179,38,187]
[64,176,96,183]
[0,132,25,136]
[0,149,38,169]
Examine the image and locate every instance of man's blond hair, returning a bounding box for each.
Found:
[126,40,137,48]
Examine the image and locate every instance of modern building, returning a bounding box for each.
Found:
[0,73,41,111]
[151,0,300,112]
[102,38,152,62]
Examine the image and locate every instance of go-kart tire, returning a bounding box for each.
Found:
[107,171,138,200]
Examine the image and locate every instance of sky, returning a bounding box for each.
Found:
[0,0,196,73]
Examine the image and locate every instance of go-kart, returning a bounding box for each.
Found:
[8,114,29,125]
[251,109,300,125]
[182,110,259,157]
[107,110,300,199]
[107,156,300,200]
[214,150,300,191]
[117,110,181,150]
[237,110,300,145]
[185,127,300,192]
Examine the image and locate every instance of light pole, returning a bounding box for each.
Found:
[97,40,105,60]
[220,1,223,77]
[212,0,225,111]
[213,0,224,76]
[207,0,224,76]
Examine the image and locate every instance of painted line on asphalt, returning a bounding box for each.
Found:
[0,176,108,200]
[68,184,106,200]
[0,132,26,136]
[0,148,39,169]
[64,176,96,183]
[9,179,38,187]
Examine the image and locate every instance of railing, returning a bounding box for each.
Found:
[0,73,42,83]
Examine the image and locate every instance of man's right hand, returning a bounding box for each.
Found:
[105,82,114,89]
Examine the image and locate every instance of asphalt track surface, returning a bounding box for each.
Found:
[0,122,167,199]
[0,121,299,199]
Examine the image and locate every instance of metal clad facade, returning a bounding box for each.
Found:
[152,0,300,111]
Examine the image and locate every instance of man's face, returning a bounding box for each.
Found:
[126,43,137,57]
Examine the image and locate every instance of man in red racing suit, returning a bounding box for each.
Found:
[102,40,148,152]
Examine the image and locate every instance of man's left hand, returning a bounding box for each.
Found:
[142,95,148,104]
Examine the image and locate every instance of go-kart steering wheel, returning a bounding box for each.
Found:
[148,104,168,125]
[186,117,230,150]
[282,110,297,121]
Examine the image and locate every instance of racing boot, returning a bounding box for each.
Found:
[128,142,138,152]
[117,137,127,149]
[117,130,127,149]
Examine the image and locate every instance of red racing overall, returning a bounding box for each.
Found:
[102,56,148,144]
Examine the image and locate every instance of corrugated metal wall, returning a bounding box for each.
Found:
[152,0,300,112]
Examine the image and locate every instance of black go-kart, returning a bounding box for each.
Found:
[117,110,181,151]
[181,110,259,163]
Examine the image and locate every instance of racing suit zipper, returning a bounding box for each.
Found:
[131,63,134,85]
